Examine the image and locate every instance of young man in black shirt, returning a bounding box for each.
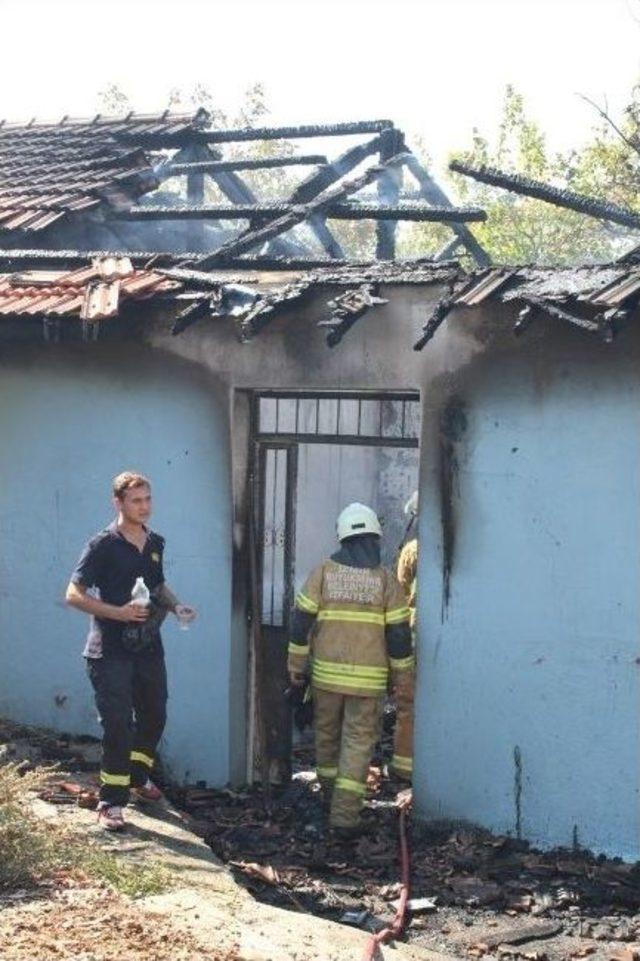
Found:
[66,471,196,831]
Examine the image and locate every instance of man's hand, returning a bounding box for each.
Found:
[66,581,151,623]
[114,603,149,623]
[174,604,197,624]
[289,671,306,687]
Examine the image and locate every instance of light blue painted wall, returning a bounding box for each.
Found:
[415,354,640,860]
[0,352,232,786]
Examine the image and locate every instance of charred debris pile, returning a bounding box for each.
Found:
[166,740,640,960]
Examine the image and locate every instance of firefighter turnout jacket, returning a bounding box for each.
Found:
[288,558,414,695]
[397,538,418,629]
[393,537,418,779]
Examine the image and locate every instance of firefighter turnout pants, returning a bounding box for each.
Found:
[313,687,384,828]
[391,669,414,780]
[86,649,167,806]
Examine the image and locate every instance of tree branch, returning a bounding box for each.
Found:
[577,93,640,157]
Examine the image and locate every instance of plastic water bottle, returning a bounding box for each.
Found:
[131,577,150,607]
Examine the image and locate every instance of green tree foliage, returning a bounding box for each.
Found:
[440,85,640,265]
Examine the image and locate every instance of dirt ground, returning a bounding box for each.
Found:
[0,887,237,961]
[2,718,639,961]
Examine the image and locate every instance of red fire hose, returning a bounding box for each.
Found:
[361,796,411,960]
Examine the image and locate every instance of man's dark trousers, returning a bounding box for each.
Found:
[87,649,167,806]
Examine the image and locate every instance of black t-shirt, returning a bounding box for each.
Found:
[71,522,166,655]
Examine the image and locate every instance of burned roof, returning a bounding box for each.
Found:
[0,109,208,234]
[0,110,490,266]
[414,263,640,349]
[0,248,459,285]
[0,249,454,345]
[459,264,640,305]
[6,249,636,352]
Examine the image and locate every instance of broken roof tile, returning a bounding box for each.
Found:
[0,255,179,320]
[81,280,121,321]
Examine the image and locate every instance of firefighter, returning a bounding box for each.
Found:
[392,491,419,781]
[288,503,414,836]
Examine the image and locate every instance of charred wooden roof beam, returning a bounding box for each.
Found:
[450,160,640,230]
[376,128,404,260]
[329,203,486,222]
[173,142,303,258]
[288,134,384,205]
[157,155,328,178]
[193,155,412,266]
[118,202,486,222]
[404,154,491,267]
[117,120,394,148]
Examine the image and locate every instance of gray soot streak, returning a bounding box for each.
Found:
[438,396,467,620]
[514,745,523,839]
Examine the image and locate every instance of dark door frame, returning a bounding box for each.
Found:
[246,388,420,785]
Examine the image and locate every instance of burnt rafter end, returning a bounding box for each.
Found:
[234,280,314,343]
[318,284,388,348]
[413,296,455,351]
[513,297,623,343]
[171,297,214,335]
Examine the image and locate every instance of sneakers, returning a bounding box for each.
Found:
[97,804,125,832]
[131,779,163,802]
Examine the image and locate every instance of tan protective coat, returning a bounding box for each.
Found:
[289,560,412,696]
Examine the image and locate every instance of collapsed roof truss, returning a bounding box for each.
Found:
[0,109,492,266]
[110,114,491,266]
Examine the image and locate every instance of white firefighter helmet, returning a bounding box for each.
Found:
[336,502,382,541]
[404,491,419,518]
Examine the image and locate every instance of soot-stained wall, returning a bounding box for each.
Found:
[0,284,435,786]
[414,305,640,860]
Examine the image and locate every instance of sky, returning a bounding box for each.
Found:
[1,0,639,171]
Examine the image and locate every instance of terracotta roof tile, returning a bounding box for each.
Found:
[0,255,179,319]
[0,110,207,235]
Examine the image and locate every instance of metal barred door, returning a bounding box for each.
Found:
[252,391,420,784]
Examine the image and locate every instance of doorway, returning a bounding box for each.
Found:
[250,390,420,783]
